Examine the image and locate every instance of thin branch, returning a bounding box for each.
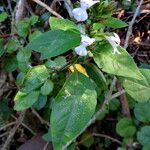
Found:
[1,111,26,150]
[11,115,36,135]
[93,133,122,145]
[21,122,36,135]
[32,0,63,18]
[124,0,144,49]
[0,132,9,138]
[31,108,50,127]
[43,142,49,150]
[62,77,117,150]
[63,0,74,18]
[0,122,16,131]
[111,90,126,100]
[15,0,26,22]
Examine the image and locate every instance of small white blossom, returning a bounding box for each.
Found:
[74,35,96,56]
[81,35,96,47]
[80,0,100,9]
[74,45,88,56]
[105,33,121,54]
[72,8,88,22]
[110,33,120,45]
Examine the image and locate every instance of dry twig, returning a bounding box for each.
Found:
[0,122,16,131]
[124,0,144,49]
[63,0,74,18]
[32,0,63,18]
[93,133,122,145]
[31,108,50,127]
[1,111,26,150]
[15,0,26,22]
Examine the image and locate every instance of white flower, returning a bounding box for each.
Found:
[110,33,120,45]
[74,45,88,56]
[105,33,121,54]
[81,35,96,47]
[72,8,88,22]
[80,0,100,9]
[74,35,96,56]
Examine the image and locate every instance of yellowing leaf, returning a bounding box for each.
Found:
[69,64,89,77]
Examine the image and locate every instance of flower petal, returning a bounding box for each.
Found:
[80,0,100,9]
[81,35,96,47]
[105,36,121,54]
[110,33,120,45]
[72,8,88,22]
[74,45,88,56]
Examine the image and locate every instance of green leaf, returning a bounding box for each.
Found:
[134,101,150,123]
[16,72,26,87]
[93,43,143,80]
[6,38,20,53]
[42,128,52,142]
[80,133,94,148]
[17,48,31,62]
[0,38,4,57]
[54,56,67,68]
[122,69,150,102]
[49,17,79,31]
[103,17,127,28]
[30,15,39,25]
[45,56,67,69]
[18,61,30,73]
[0,101,12,120]
[14,90,40,110]
[117,147,127,150]
[40,80,54,96]
[26,29,81,59]
[29,30,42,41]
[16,18,30,37]
[22,65,49,92]
[0,12,8,22]
[33,95,47,110]
[51,72,97,150]
[3,55,18,72]
[109,98,120,111]
[45,60,57,68]
[116,118,136,138]
[85,63,107,90]
[137,126,150,148]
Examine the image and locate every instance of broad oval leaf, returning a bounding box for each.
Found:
[122,69,150,102]
[134,102,150,123]
[85,63,107,90]
[116,118,136,138]
[22,65,49,92]
[14,90,40,111]
[26,29,81,59]
[40,80,54,96]
[49,17,79,31]
[137,126,150,148]
[93,43,143,80]
[51,72,97,150]
[103,17,128,28]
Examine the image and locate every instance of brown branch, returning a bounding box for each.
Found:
[15,0,26,22]
[93,133,122,145]
[116,81,131,118]
[32,0,63,18]
[124,0,144,49]
[0,122,16,131]
[1,111,26,150]
[31,108,50,127]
